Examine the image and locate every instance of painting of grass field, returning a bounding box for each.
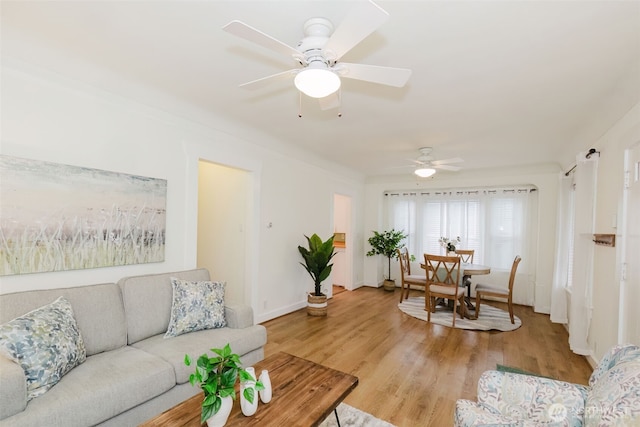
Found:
[0,155,167,276]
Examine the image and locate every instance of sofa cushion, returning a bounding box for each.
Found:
[165,278,226,338]
[0,346,176,427]
[133,324,267,384]
[0,296,86,400]
[0,283,127,356]
[118,268,211,344]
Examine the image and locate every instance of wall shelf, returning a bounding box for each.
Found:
[593,234,615,247]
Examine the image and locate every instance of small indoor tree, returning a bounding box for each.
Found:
[366,229,409,290]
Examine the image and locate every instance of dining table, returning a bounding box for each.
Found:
[460,263,491,310]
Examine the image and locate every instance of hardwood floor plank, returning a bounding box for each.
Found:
[261,287,592,426]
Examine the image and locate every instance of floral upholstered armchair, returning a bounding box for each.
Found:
[455,344,640,426]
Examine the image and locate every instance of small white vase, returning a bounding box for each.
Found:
[259,369,272,403]
[205,395,233,427]
[240,367,258,416]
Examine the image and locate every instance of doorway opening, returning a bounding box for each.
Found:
[332,193,352,294]
[197,160,250,306]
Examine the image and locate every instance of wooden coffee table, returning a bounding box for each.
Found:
[140,352,359,426]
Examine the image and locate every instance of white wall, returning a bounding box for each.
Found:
[363,164,560,314]
[0,62,366,324]
[588,101,640,359]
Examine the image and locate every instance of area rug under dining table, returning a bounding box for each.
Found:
[398,296,521,331]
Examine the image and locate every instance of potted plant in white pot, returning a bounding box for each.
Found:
[366,229,409,291]
[298,233,336,316]
[184,343,263,426]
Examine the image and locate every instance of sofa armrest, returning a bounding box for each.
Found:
[589,344,640,386]
[476,370,588,423]
[224,304,254,329]
[0,354,27,420]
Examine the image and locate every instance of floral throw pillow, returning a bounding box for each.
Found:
[164,278,227,338]
[0,296,87,400]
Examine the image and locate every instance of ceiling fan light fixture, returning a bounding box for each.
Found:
[294,68,341,98]
[415,167,436,178]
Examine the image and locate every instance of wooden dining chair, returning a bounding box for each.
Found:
[454,249,475,264]
[474,255,522,323]
[397,247,427,302]
[424,253,465,327]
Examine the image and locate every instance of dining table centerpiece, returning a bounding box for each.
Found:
[439,236,461,254]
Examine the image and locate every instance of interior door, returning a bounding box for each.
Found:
[622,142,640,345]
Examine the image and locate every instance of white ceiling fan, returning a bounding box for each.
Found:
[222,0,412,110]
[411,147,463,177]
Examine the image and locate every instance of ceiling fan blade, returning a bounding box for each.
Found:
[386,164,414,170]
[318,92,341,111]
[238,69,298,90]
[323,0,389,61]
[223,20,301,60]
[336,63,412,87]
[432,157,464,165]
[434,164,462,172]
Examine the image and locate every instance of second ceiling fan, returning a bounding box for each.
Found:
[411,147,464,177]
[222,0,412,110]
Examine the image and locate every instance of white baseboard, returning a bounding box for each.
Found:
[256,300,306,323]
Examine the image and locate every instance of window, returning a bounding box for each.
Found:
[385,187,536,271]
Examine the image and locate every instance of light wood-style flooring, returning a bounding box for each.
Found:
[261,287,593,427]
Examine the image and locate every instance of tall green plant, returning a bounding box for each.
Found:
[366,229,408,280]
[184,343,263,423]
[298,234,337,296]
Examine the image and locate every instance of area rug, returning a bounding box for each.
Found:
[398,296,521,331]
[497,364,553,379]
[319,403,396,427]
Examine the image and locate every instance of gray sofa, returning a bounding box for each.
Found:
[0,268,267,427]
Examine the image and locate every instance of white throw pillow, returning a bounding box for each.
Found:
[164,278,227,338]
[0,296,86,400]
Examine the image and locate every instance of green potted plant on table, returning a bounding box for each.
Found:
[366,229,409,291]
[184,343,263,426]
[298,233,337,316]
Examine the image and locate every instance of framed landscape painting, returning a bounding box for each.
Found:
[0,155,167,276]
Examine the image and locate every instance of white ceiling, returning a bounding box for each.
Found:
[2,1,639,177]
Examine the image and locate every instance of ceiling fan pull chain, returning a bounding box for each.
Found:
[298,91,303,118]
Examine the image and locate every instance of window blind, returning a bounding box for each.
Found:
[384,186,536,271]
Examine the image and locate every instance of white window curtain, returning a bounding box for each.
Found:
[568,151,599,355]
[550,174,574,323]
[385,187,536,300]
